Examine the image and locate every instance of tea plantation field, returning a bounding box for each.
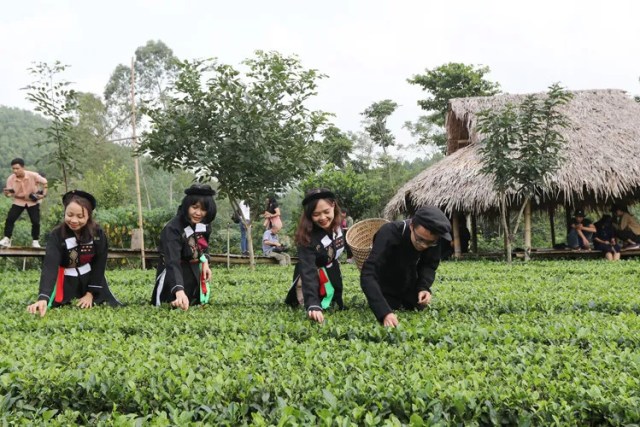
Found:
[1,260,640,425]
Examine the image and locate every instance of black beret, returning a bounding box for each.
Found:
[62,190,97,210]
[412,206,452,241]
[184,184,216,197]
[302,188,335,206]
[574,209,585,217]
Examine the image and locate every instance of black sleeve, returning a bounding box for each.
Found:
[416,250,440,293]
[297,244,322,311]
[360,225,395,322]
[38,231,62,302]
[160,222,185,295]
[87,227,109,297]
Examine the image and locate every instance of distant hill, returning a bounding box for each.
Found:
[0,106,52,170]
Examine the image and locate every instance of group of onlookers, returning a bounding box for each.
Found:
[568,205,640,260]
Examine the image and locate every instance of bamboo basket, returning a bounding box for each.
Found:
[345,218,389,270]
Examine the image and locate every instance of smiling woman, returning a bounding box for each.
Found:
[150,184,217,311]
[26,190,122,317]
[285,188,345,324]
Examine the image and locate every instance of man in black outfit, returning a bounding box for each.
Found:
[360,206,451,327]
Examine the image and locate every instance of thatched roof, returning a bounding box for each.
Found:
[385,89,640,217]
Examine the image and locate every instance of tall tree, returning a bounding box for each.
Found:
[104,40,179,139]
[478,83,572,262]
[361,99,399,154]
[408,63,501,153]
[316,125,354,169]
[140,50,328,265]
[23,61,78,191]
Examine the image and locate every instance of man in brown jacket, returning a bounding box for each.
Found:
[1,158,47,248]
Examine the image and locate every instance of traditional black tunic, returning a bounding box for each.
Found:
[285,226,345,311]
[37,225,121,307]
[151,216,211,306]
[360,220,441,322]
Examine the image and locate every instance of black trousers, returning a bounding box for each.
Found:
[4,204,40,239]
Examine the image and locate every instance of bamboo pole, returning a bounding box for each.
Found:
[131,58,146,269]
[524,200,532,261]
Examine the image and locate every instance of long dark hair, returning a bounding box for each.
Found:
[60,195,98,242]
[295,197,342,247]
[179,194,217,225]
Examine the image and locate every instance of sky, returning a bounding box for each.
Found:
[1,0,639,153]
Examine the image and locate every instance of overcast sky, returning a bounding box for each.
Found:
[1,0,639,151]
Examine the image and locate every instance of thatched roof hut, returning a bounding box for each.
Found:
[385,89,640,218]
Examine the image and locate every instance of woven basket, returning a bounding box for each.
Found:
[345,218,389,270]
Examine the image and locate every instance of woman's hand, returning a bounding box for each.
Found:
[77,292,94,309]
[171,290,190,311]
[27,300,47,317]
[308,309,324,323]
[383,312,399,327]
[202,263,212,282]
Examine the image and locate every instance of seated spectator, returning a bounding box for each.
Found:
[611,204,640,249]
[593,215,621,261]
[567,209,595,250]
[262,223,291,266]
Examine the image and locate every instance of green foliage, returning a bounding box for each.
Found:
[0,106,52,169]
[299,164,381,220]
[361,99,399,154]
[140,50,329,205]
[408,63,501,127]
[408,63,500,154]
[477,84,573,260]
[96,206,173,249]
[104,40,179,136]
[317,125,354,168]
[2,261,640,424]
[23,61,79,191]
[82,160,132,210]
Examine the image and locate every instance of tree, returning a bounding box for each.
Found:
[104,40,179,139]
[317,125,354,169]
[402,115,443,156]
[23,61,79,191]
[140,50,329,266]
[361,99,399,154]
[478,83,573,262]
[300,165,381,221]
[408,63,501,153]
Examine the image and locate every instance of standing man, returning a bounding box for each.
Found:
[1,158,47,248]
[238,200,251,256]
[262,223,291,266]
[360,206,451,327]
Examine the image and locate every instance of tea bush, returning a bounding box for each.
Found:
[1,260,640,425]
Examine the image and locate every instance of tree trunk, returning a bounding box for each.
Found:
[524,200,532,261]
[470,215,478,253]
[549,206,556,247]
[500,195,512,263]
[452,213,461,259]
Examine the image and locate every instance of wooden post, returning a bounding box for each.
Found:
[524,200,532,261]
[131,58,146,269]
[549,206,556,247]
[452,213,461,259]
[470,214,478,253]
[565,206,572,234]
